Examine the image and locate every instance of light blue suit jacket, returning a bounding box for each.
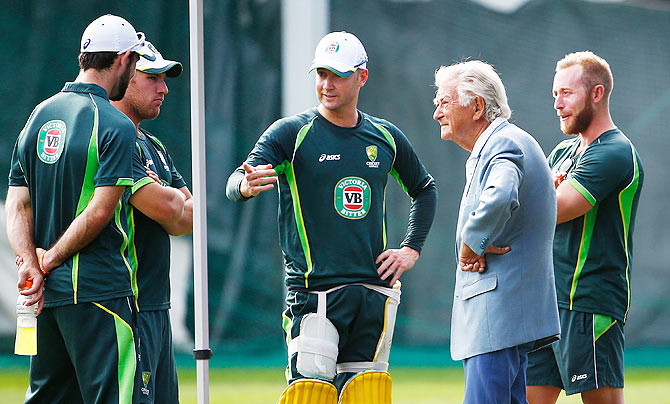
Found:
[451,118,560,361]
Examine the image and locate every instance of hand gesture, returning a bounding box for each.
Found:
[240,162,278,198]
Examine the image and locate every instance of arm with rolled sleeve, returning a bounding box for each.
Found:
[376,123,438,285]
[40,121,135,272]
[226,118,297,202]
[390,127,438,253]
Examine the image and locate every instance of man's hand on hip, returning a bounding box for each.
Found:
[376,246,420,286]
[459,242,510,273]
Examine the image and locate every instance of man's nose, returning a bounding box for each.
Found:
[433,105,442,121]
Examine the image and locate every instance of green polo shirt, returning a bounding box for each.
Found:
[548,129,643,322]
[124,129,186,311]
[9,82,136,308]
[228,108,437,291]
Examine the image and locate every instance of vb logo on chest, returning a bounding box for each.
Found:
[334,177,371,219]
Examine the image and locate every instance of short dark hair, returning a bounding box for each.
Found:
[78,52,119,71]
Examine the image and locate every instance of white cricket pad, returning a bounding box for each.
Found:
[288,291,339,380]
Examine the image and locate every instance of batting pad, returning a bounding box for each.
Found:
[338,371,392,404]
[276,379,338,404]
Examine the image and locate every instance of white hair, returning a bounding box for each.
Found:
[434,60,511,121]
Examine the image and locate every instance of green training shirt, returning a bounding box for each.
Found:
[227,108,437,291]
[548,128,643,322]
[9,82,136,308]
[124,128,186,311]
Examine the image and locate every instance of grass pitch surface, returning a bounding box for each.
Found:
[1,366,669,403]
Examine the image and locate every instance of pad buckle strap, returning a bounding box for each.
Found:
[288,336,338,359]
[306,283,401,304]
[337,361,389,373]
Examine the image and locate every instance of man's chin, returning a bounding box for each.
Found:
[440,128,452,141]
[559,122,577,136]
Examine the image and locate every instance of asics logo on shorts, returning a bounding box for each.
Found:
[571,373,588,382]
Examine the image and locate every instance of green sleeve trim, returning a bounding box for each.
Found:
[146,132,168,154]
[113,201,137,311]
[569,205,598,309]
[618,142,641,322]
[390,168,411,198]
[371,121,411,198]
[294,119,315,154]
[75,99,100,216]
[370,121,402,248]
[285,162,313,288]
[547,139,573,163]
[274,119,314,176]
[369,121,397,154]
[71,95,102,304]
[567,177,596,206]
[131,177,155,194]
[125,204,139,310]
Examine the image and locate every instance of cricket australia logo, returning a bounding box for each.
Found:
[141,371,151,395]
[334,176,371,219]
[36,120,66,164]
[365,145,380,168]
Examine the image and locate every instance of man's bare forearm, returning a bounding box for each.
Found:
[5,186,39,268]
[161,187,193,236]
[43,186,125,271]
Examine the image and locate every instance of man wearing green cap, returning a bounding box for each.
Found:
[6,14,155,404]
[227,31,437,403]
[112,41,192,404]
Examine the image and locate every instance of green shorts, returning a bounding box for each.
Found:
[283,284,398,391]
[25,297,137,404]
[134,310,179,404]
[527,308,624,395]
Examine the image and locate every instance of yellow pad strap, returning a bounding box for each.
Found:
[338,371,392,404]
[277,379,338,404]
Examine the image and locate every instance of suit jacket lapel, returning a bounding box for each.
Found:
[456,155,479,260]
[454,119,510,261]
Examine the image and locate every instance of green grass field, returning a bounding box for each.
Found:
[2,366,669,403]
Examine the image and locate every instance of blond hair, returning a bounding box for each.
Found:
[556,51,613,103]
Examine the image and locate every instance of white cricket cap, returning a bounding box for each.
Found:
[308,31,368,78]
[136,41,183,77]
[80,14,155,61]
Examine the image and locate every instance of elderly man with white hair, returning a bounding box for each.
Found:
[433,60,560,404]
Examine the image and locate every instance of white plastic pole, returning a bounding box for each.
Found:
[281,0,329,116]
[189,0,211,403]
